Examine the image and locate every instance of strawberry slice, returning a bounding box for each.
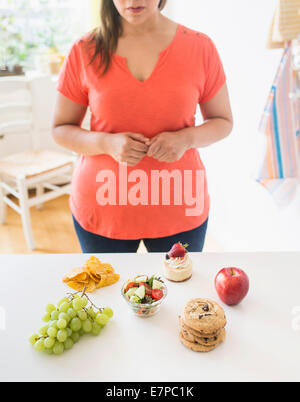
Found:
[168,242,188,258]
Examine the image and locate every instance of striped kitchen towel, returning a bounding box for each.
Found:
[268,0,300,49]
[257,41,300,206]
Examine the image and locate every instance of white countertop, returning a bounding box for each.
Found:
[0,252,300,382]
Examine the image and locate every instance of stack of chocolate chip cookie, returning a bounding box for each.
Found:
[179,298,226,352]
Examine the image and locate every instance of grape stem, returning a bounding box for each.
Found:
[66,288,105,314]
[33,291,107,345]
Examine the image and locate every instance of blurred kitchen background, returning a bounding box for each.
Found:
[0,0,299,254]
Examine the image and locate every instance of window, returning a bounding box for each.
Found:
[0,0,91,71]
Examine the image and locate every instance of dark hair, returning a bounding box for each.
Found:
[85,0,168,76]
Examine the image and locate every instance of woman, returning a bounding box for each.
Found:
[52,0,233,253]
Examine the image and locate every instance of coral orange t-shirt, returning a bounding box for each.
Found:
[56,23,226,240]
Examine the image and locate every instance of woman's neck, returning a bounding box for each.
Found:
[121,13,168,38]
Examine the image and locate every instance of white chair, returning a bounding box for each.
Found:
[0,76,77,251]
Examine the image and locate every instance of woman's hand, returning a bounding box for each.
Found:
[147,131,191,163]
[103,132,150,166]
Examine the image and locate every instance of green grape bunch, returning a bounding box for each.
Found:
[29,290,114,356]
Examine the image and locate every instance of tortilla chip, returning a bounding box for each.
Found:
[85,257,102,276]
[99,263,114,274]
[62,267,89,283]
[88,272,101,283]
[86,259,114,276]
[86,279,96,293]
[63,256,119,292]
[66,281,86,291]
[96,273,120,288]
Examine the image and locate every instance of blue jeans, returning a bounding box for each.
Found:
[72,215,208,253]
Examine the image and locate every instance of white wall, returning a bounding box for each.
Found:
[163,0,300,251]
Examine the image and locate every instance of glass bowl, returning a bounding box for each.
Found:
[121,275,168,318]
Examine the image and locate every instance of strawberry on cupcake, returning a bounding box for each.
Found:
[164,242,193,282]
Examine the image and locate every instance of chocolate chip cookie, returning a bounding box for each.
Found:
[179,331,225,352]
[179,316,221,337]
[181,325,226,347]
[183,298,226,333]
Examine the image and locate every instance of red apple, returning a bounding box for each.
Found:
[214,267,249,305]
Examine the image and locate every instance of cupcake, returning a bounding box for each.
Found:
[163,242,192,282]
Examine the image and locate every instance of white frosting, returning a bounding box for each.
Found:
[165,254,191,270]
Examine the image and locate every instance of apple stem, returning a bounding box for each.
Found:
[230,269,235,276]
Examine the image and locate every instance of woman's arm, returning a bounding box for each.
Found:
[52,93,108,156]
[182,83,233,148]
[147,83,233,162]
[52,93,149,165]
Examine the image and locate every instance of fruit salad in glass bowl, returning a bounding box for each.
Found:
[121,274,167,317]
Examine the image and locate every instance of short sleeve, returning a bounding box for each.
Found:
[56,40,89,106]
[199,37,226,104]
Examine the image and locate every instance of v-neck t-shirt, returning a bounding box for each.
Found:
[56,23,226,240]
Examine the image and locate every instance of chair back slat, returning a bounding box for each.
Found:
[0,78,33,143]
[0,121,32,135]
[0,103,32,115]
[0,78,29,94]
[0,75,54,150]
